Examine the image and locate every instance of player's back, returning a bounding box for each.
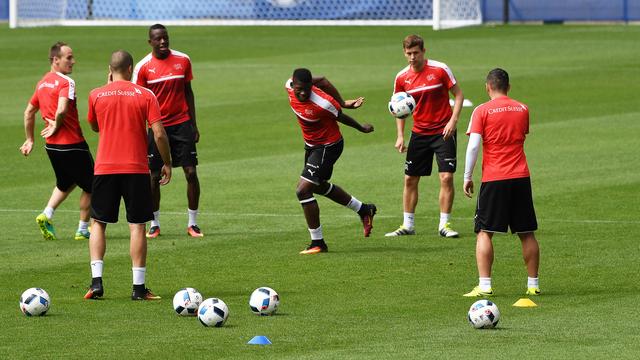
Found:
[88,81,161,175]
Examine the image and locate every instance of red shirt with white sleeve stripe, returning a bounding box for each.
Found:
[466,96,530,182]
[286,79,343,146]
[132,49,193,127]
[29,72,85,145]
[393,59,456,135]
[87,81,162,175]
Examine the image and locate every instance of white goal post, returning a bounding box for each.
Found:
[10,0,482,30]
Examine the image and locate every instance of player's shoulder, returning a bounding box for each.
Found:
[130,82,157,97]
[134,53,153,69]
[394,65,411,81]
[285,78,293,90]
[425,59,450,71]
[170,49,191,60]
[54,72,75,86]
[509,98,529,111]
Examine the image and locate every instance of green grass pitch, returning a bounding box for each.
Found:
[0,24,639,358]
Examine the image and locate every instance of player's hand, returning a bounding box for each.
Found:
[395,137,406,153]
[159,164,172,185]
[40,118,58,139]
[442,119,457,140]
[463,179,474,198]
[20,139,34,156]
[343,97,365,109]
[360,123,374,133]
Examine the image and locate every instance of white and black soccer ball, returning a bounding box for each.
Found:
[249,287,280,316]
[468,299,500,329]
[20,288,50,316]
[388,92,416,119]
[173,287,203,316]
[197,298,229,327]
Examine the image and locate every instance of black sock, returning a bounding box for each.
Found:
[133,284,145,293]
[357,204,369,216]
[91,277,102,288]
[311,239,326,248]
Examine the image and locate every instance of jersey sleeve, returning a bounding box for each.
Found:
[185,58,193,82]
[440,65,457,89]
[393,75,404,93]
[59,79,75,100]
[466,105,484,136]
[132,64,146,86]
[29,88,39,107]
[86,92,97,125]
[146,93,162,126]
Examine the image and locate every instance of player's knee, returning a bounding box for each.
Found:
[183,167,198,183]
[439,172,454,185]
[404,175,419,188]
[315,182,334,196]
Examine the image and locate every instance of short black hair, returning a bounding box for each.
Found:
[486,68,509,92]
[292,68,312,84]
[149,23,167,37]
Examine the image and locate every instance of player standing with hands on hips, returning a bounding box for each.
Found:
[286,68,377,255]
[84,50,172,301]
[133,24,203,238]
[385,34,464,238]
[462,68,541,297]
[21,41,94,241]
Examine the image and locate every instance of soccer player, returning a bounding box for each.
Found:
[462,68,541,297]
[20,41,94,241]
[84,50,172,301]
[132,23,202,238]
[385,34,464,238]
[286,68,377,255]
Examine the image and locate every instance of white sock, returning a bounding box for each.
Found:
[90,260,104,278]
[43,206,55,219]
[78,220,89,232]
[439,212,450,229]
[132,267,146,285]
[528,277,539,289]
[150,211,160,228]
[188,208,198,227]
[479,277,492,291]
[402,212,415,230]
[346,197,362,212]
[308,226,323,240]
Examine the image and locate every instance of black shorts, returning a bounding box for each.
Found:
[405,131,457,176]
[474,177,538,234]
[90,174,153,224]
[45,142,94,193]
[300,139,344,185]
[148,120,198,171]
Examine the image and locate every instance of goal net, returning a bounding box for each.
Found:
[10,0,482,29]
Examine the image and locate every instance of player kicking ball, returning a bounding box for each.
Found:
[286,68,376,254]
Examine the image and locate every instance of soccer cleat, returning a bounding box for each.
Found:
[384,226,416,237]
[463,286,494,297]
[439,222,459,238]
[187,225,204,237]
[146,226,160,239]
[358,204,377,237]
[131,288,161,301]
[36,213,57,241]
[74,229,90,241]
[526,287,541,296]
[84,284,104,300]
[299,245,328,255]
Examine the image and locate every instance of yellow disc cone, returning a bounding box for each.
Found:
[513,298,538,307]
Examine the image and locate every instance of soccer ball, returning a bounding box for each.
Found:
[467,299,500,329]
[249,287,280,316]
[172,288,203,316]
[197,298,229,327]
[19,288,50,316]
[388,92,416,119]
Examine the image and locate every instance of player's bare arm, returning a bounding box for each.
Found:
[336,112,374,133]
[20,103,38,156]
[185,82,199,143]
[151,121,172,185]
[311,76,364,109]
[41,96,70,138]
[394,117,407,153]
[443,84,463,140]
[463,132,481,198]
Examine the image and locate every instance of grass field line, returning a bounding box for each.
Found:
[1,208,638,225]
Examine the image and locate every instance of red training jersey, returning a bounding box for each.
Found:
[393,59,456,135]
[29,72,85,145]
[87,81,162,175]
[466,96,531,182]
[132,49,193,127]
[285,79,343,146]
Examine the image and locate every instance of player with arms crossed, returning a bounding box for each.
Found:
[385,34,464,238]
[84,50,172,301]
[21,41,94,241]
[287,68,377,255]
[133,24,202,238]
[462,68,541,297]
